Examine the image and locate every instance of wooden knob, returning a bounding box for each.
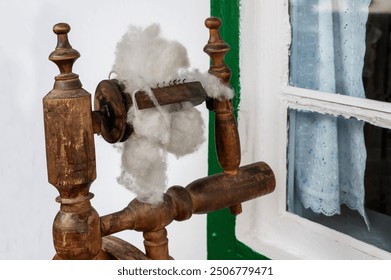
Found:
[205,17,223,44]
[205,17,222,30]
[203,17,231,84]
[53,22,71,36]
[49,23,80,80]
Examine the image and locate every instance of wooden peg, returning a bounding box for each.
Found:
[204,17,242,215]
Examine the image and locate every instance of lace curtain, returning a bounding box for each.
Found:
[288,0,371,227]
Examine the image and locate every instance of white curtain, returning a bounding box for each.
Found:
[288,0,371,227]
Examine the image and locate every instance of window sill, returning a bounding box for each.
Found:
[301,206,391,253]
[236,202,391,260]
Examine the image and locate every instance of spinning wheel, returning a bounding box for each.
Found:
[43,18,275,260]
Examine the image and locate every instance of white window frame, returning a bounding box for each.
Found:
[236,0,391,259]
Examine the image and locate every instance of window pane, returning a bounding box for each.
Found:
[289,0,391,102]
[364,121,391,216]
[287,109,391,252]
[364,2,391,102]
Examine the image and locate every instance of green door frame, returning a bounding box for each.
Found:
[207,0,268,260]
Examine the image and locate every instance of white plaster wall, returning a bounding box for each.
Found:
[0,0,209,260]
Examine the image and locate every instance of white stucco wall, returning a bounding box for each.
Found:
[0,0,209,260]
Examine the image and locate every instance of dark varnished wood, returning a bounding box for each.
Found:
[135,81,207,109]
[94,79,132,143]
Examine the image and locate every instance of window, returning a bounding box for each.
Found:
[288,0,391,253]
[236,0,391,259]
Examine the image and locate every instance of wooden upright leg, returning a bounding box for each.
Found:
[43,23,101,260]
[204,17,242,215]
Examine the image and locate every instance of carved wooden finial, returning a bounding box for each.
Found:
[204,17,224,44]
[49,23,80,82]
[203,17,231,85]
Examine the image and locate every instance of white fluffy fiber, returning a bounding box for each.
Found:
[118,136,167,204]
[113,23,232,204]
[112,24,189,93]
[128,100,171,146]
[166,102,205,157]
[178,69,234,100]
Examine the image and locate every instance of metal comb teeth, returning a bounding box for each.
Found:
[156,79,187,88]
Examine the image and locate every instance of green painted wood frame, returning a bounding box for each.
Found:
[207,0,268,260]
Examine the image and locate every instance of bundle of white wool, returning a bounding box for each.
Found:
[113,23,233,204]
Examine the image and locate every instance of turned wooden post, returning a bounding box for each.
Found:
[143,228,170,260]
[204,17,242,215]
[43,23,101,260]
